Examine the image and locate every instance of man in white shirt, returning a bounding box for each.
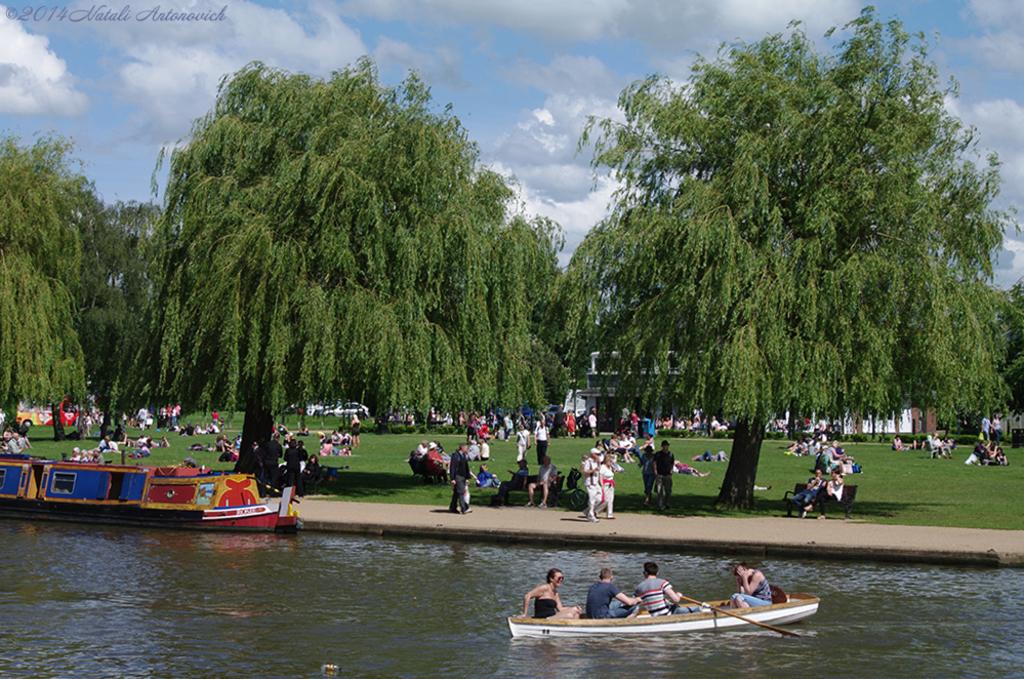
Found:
[516,425,531,462]
[527,455,558,508]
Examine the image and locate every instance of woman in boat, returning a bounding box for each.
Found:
[730,562,773,609]
[522,568,581,620]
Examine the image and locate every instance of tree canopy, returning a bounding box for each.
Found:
[76,198,159,430]
[0,135,86,413]
[564,9,1012,508]
[143,59,555,464]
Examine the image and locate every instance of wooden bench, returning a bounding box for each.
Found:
[784,483,858,519]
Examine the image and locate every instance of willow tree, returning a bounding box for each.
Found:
[0,136,85,421]
[143,60,552,470]
[77,199,159,435]
[565,10,1011,508]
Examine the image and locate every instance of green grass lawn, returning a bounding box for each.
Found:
[19,424,1023,531]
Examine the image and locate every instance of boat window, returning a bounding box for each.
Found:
[0,469,5,487]
[51,472,76,495]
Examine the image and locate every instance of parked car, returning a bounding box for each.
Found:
[324,402,371,419]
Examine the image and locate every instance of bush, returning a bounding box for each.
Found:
[712,430,731,439]
[847,433,869,443]
[764,431,787,440]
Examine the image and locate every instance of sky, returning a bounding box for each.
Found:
[2,0,1023,286]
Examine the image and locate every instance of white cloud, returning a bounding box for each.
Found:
[92,0,367,143]
[498,160,618,264]
[956,0,1024,75]
[967,0,1024,26]
[373,37,468,89]
[485,54,628,251]
[946,96,1024,288]
[343,0,860,48]
[0,13,88,116]
[491,56,626,203]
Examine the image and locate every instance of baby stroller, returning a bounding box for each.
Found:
[558,468,587,510]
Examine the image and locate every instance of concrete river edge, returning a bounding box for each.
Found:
[296,499,1024,568]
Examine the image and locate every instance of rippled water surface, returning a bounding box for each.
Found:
[1,521,1021,678]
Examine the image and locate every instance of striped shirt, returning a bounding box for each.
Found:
[634,577,675,616]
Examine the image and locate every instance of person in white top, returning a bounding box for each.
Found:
[527,456,558,508]
[533,419,550,466]
[516,425,531,462]
[597,453,617,519]
[582,448,603,523]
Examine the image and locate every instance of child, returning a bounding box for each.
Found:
[476,464,500,488]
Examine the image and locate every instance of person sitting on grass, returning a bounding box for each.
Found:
[693,450,728,462]
[673,461,709,477]
[476,464,500,488]
[216,435,237,462]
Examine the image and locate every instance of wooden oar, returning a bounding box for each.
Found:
[675,594,800,637]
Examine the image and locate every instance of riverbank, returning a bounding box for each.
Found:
[298,498,1024,568]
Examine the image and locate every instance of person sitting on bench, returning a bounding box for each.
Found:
[817,469,845,520]
[491,459,529,506]
[526,456,558,508]
[789,468,826,518]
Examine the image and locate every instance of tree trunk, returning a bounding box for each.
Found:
[100,410,111,439]
[234,396,274,475]
[51,404,66,441]
[715,416,765,510]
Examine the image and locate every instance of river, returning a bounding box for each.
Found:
[0,521,1020,678]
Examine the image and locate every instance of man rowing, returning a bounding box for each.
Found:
[633,561,702,615]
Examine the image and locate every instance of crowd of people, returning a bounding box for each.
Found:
[521,560,777,620]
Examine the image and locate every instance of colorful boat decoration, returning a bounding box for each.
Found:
[507,593,819,638]
[0,455,299,533]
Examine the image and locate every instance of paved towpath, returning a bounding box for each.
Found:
[296,498,1024,567]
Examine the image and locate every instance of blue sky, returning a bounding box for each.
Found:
[3,0,1023,285]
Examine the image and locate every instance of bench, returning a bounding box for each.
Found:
[784,483,858,519]
[501,474,565,505]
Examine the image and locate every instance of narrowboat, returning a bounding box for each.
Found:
[0,455,299,533]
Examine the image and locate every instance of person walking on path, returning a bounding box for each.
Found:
[448,443,472,514]
[583,448,603,522]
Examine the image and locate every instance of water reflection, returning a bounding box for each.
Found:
[0,521,1021,678]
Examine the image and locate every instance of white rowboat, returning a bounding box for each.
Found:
[507,593,819,638]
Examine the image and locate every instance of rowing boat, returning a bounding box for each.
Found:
[507,593,819,638]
